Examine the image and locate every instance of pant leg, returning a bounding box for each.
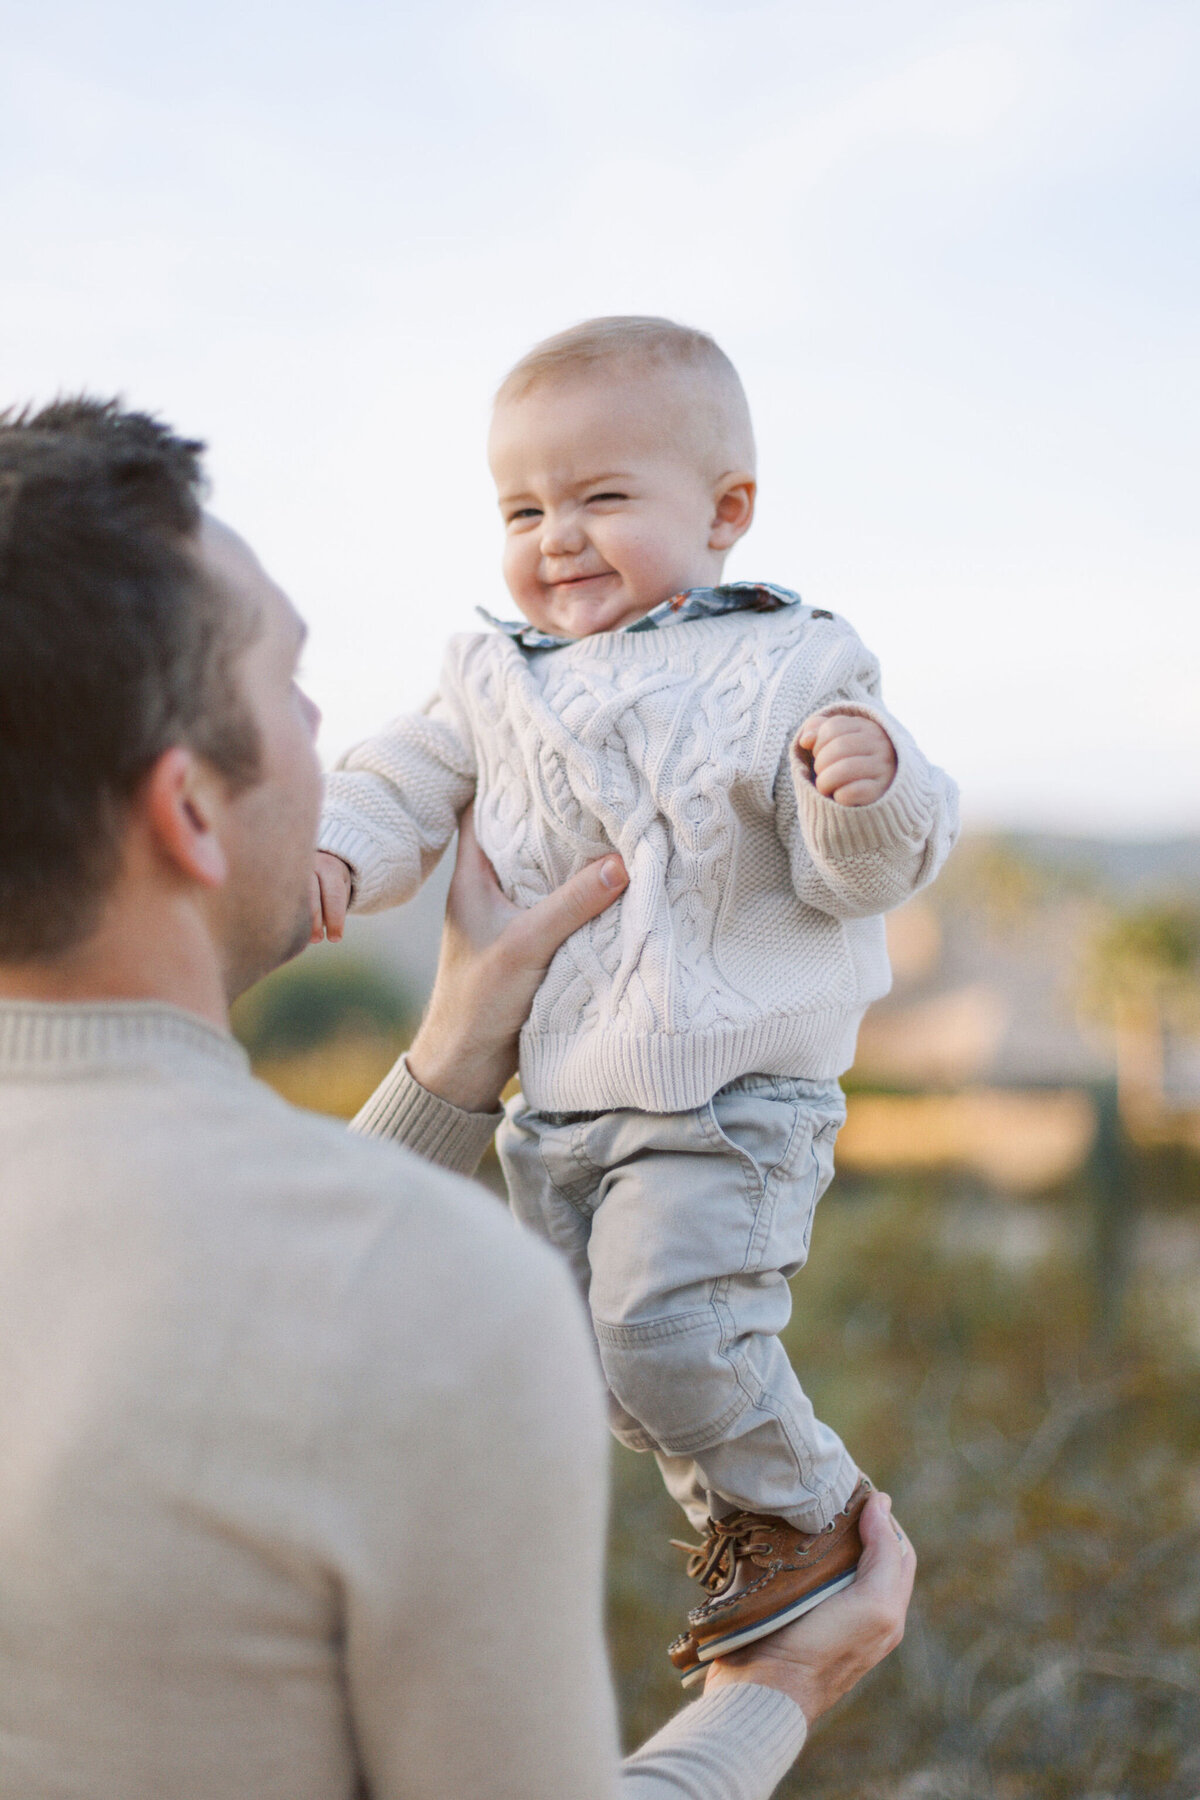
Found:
[496,1100,594,1301]
[582,1079,859,1533]
[495,1099,647,1445]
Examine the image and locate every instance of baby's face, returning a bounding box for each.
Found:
[488,371,735,639]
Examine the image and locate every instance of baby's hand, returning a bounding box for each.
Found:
[310,851,354,944]
[795,711,897,807]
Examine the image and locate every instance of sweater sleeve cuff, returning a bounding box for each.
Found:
[349,1054,503,1175]
[790,700,937,860]
[621,1682,807,1800]
[316,811,392,911]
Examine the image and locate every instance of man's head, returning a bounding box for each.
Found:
[488,317,757,639]
[0,398,321,1001]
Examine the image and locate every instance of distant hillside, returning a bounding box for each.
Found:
[996,832,1200,897]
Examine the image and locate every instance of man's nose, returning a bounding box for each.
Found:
[539,507,586,558]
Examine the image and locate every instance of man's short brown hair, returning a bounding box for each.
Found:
[495,315,756,475]
[0,398,260,959]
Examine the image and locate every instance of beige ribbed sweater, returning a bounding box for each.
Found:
[0,1002,808,1800]
[320,608,959,1113]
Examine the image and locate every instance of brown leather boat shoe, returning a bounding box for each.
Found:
[666,1630,706,1687]
[683,1476,872,1664]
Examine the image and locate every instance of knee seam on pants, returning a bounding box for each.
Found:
[592,1308,715,1348]
[593,1311,761,1453]
[629,1389,760,1456]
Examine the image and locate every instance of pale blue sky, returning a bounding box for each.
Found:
[2,0,1197,832]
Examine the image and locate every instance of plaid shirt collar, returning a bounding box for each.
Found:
[477,581,803,651]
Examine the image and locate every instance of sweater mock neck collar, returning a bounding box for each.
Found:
[0,999,250,1082]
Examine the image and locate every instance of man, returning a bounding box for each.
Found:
[0,399,912,1799]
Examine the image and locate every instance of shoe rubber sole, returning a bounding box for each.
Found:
[693,1564,858,1662]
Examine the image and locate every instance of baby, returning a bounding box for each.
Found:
[313,316,958,1680]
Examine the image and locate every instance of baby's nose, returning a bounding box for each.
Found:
[539,510,586,556]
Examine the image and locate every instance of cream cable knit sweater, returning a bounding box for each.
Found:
[321,608,959,1112]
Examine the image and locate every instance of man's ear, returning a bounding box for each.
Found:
[142,747,230,890]
[709,472,756,551]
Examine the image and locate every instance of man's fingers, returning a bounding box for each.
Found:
[506,854,628,970]
[853,1493,916,1626]
[451,809,500,889]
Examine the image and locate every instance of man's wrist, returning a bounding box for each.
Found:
[404,1040,507,1117]
[702,1655,820,1723]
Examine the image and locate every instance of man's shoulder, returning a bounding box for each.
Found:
[197,1070,519,1242]
[236,1088,599,1422]
[141,1066,584,1373]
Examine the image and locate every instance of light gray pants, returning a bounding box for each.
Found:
[497,1074,859,1533]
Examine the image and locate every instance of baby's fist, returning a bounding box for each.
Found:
[311,851,353,944]
[796,711,897,807]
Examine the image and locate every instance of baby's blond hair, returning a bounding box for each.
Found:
[495,316,756,476]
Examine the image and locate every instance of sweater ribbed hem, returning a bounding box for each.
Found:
[622,1682,807,1799]
[0,1000,249,1080]
[518,1006,870,1114]
[350,1055,502,1175]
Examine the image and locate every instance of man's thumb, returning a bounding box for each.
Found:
[522,854,628,959]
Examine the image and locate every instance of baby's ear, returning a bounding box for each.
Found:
[709,472,756,549]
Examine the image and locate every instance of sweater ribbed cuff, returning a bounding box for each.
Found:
[349,1054,502,1176]
[791,700,937,859]
[622,1682,807,1799]
[316,811,384,910]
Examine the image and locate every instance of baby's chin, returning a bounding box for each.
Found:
[533,585,667,640]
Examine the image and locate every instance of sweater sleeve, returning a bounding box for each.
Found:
[349,1053,503,1175]
[775,628,959,920]
[318,691,476,913]
[621,1684,808,1799]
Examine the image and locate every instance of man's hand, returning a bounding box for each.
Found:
[703,1490,915,1723]
[796,711,897,806]
[310,852,354,944]
[406,814,628,1113]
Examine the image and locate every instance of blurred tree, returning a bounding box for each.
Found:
[932,834,1049,936]
[231,953,420,1119]
[232,953,417,1061]
[1080,902,1200,1121]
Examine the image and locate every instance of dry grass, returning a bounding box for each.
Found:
[606,1183,1200,1799]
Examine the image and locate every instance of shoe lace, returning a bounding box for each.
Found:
[671,1515,784,1596]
